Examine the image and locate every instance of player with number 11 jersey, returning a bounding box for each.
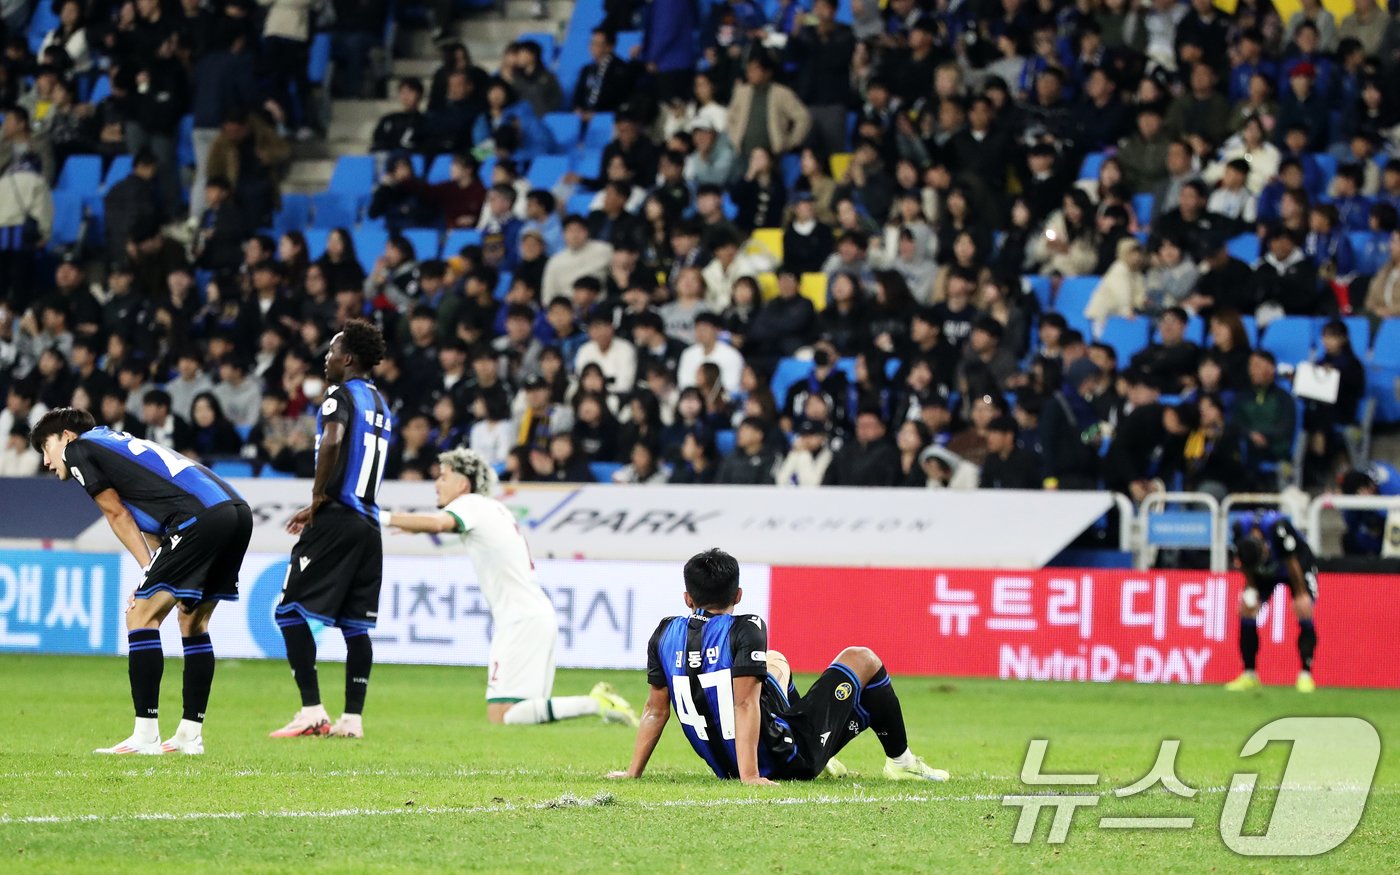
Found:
[271,319,392,739]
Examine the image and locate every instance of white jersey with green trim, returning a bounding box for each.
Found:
[442,494,555,619]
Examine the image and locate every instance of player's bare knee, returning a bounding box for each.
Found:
[836,646,881,682]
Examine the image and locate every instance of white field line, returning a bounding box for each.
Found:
[0,784,1382,826]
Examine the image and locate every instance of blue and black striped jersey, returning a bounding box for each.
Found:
[317,378,392,521]
[62,427,243,534]
[647,610,782,779]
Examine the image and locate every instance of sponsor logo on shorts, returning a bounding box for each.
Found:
[299,556,310,572]
[169,534,182,549]
[819,731,831,745]
[834,682,852,701]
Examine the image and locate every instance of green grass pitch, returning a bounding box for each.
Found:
[1,655,1396,873]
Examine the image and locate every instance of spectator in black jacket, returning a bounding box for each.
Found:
[715,417,780,484]
[368,154,437,231]
[823,407,900,486]
[103,150,162,262]
[783,193,834,274]
[371,78,427,154]
[330,0,388,99]
[745,269,816,371]
[979,415,1041,489]
[129,33,189,216]
[573,28,633,119]
[1250,226,1322,315]
[1040,358,1106,490]
[194,176,250,276]
[785,0,854,152]
[1128,307,1201,394]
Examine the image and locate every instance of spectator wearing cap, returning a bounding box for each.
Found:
[513,373,575,452]
[822,406,899,486]
[213,355,261,428]
[1250,227,1321,315]
[776,419,832,487]
[1040,358,1107,491]
[575,310,638,394]
[542,215,613,304]
[573,28,633,120]
[369,154,437,232]
[786,0,855,154]
[727,50,811,159]
[979,414,1041,490]
[677,312,744,394]
[685,121,737,188]
[711,416,778,486]
[206,108,290,227]
[1275,57,1330,152]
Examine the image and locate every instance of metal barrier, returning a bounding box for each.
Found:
[1112,492,1135,553]
[1137,492,1224,571]
[1304,494,1400,554]
[1219,493,1304,572]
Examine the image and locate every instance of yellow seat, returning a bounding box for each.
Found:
[748,227,783,265]
[757,272,780,301]
[799,272,828,312]
[829,152,852,181]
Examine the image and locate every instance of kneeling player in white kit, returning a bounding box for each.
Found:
[383,448,638,725]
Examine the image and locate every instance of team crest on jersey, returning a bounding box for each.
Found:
[834,682,853,701]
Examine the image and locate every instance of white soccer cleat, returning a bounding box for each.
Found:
[161,734,204,755]
[95,735,164,755]
[269,706,332,738]
[883,755,950,782]
[590,682,640,727]
[820,757,849,778]
[330,714,364,738]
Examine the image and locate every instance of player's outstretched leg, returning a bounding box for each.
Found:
[494,684,639,726]
[331,627,372,737]
[97,593,178,754]
[1225,595,1263,691]
[1294,592,1317,693]
[831,646,949,781]
[270,613,331,737]
[162,603,219,754]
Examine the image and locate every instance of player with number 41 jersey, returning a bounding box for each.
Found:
[271,319,392,740]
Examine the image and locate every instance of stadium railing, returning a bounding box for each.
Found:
[1304,493,1400,554]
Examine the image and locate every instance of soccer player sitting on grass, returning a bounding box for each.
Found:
[32,407,253,755]
[382,448,639,726]
[1225,511,1320,693]
[609,548,949,784]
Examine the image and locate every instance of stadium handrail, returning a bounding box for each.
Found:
[1304,494,1400,555]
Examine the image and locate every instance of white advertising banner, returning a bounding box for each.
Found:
[77,481,1115,569]
[117,553,771,670]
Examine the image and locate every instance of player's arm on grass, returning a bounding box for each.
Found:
[609,684,672,779]
[93,488,153,570]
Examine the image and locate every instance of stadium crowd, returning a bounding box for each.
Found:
[2,0,1400,505]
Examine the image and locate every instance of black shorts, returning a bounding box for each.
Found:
[765,662,871,781]
[1245,564,1320,603]
[136,501,253,608]
[276,502,384,629]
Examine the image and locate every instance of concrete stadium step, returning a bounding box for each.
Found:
[400,21,554,59]
[501,0,573,19]
[283,157,337,193]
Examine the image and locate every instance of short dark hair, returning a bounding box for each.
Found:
[683,548,741,609]
[143,389,173,409]
[341,317,388,369]
[29,407,96,452]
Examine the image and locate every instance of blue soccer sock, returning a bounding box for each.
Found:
[128,629,163,719]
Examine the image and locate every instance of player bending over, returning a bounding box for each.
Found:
[383,448,639,726]
[609,548,948,784]
[271,320,393,739]
[1225,511,1320,693]
[32,408,253,755]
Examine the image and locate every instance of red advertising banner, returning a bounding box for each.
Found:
[768,568,1400,689]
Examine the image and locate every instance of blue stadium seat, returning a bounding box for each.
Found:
[614,31,642,60]
[1318,314,1372,352]
[351,228,389,273]
[1260,316,1314,364]
[520,31,557,62]
[543,113,580,153]
[211,460,254,478]
[309,192,359,228]
[1100,316,1151,363]
[401,228,441,260]
[273,193,311,233]
[589,462,623,482]
[526,155,569,189]
[570,148,603,181]
[721,193,738,220]
[781,152,802,190]
[48,191,85,247]
[555,0,606,102]
[1078,152,1105,181]
[494,271,513,299]
[583,113,615,149]
[1312,153,1337,193]
[1022,275,1052,311]
[307,33,331,85]
[1226,233,1259,263]
[442,229,483,256]
[1349,231,1387,275]
[102,154,132,192]
[1239,315,1259,347]
[1369,319,1400,421]
[56,155,101,193]
[714,429,737,457]
[327,155,376,207]
[1184,314,1205,345]
[834,357,858,383]
[1132,193,1155,228]
[566,191,595,216]
[303,228,330,260]
[427,153,455,183]
[89,75,111,104]
[1053,275,1100,337]
[234,424,253,441]
[770,357,814,401]
[259,466,295,479]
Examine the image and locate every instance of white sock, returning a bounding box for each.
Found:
[502,696,600,724]
[301,704,330,721]
[174,719,203,740]
[888,748,918,768]
[133,717,160,743]
[338,713,362,725]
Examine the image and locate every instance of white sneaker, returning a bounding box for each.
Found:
[883,755,950,782]
[269,705,331,738]
[161,734,204,755]
[330,714,363,738]
[95,734,164,755]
